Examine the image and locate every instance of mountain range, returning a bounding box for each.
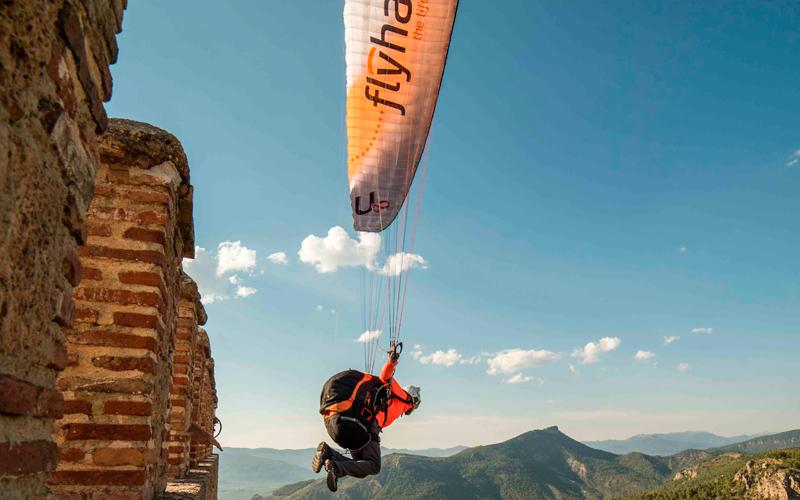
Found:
[262,427,800,499]
[219,445,467,500]
[583,431,762,456]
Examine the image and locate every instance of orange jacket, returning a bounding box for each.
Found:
[374,357,414,429]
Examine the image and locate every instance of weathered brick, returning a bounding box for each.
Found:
[59,447,86,463]
[80,245,165,266]
[169,398,186,408]
[74,307,100,323]
[113,312,158,329]
[64,423,151,441]
[82,267,103,280]
[0,440,58,475]
[123,227,165,245]
[118,271,161,288]
[174,354,191,364]
[93,447,148,466]
[66,331,157,352]
[87,222,113,237]
[0,374,50,415]
[63,400,92,415]
[93,184,114,198]
[75,287,161,308]
[48,469,147,486]
[103,401,152,416]
[91,355,155,374]
[36,387,64,418]
[135,210,167,225]
[125,189,170,204]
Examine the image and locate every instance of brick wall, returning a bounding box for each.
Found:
[0,1,125,498]
[190,329,218,466]
[2,4,221,498]
[166,274,206,478]
[51,119,198,499]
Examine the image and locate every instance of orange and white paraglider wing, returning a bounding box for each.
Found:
[345,0,459,233]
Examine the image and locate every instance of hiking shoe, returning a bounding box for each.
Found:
[311,442,332,473]
[325,459,338,492]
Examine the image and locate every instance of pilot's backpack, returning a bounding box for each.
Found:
[319,369,386,450]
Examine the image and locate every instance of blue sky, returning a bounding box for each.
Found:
[107,1,799,448]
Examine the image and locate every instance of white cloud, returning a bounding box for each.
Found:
[356,330,382,343]
[298,226,380,273]
[380,252,427,276]
[788,149,800,168]
[691,327,714,335]
[677,362,689,372]
[506,373,533,384]
[572,337,621,364]
[267,252,289,265]
[183,245,259,304]
[216,241,257,277]
[486,349,561,375]
[678,246,688,253]
[417,348,463,367]
[569,364,579,375]
[298,226,428,276]
[412,346,484,367]
[634,350,655,362]
[663,335,680,345]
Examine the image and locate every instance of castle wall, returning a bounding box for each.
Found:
[51,119,197,499]
[1,4,221,497]
[0,2,125,498]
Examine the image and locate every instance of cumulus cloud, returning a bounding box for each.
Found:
[691,327,714,334]
[216,241,257,276]
[236,286,257,298]
[356,330,382,343]
[267,252,289,265]
[677,362,689,372]
[506,373,533,384]
[183,244,259,304]
[298,226,428,276]
[572,337,621,364]
[417,349,463,367]
[412,346,484,367]
[788,149,800,168]
[486,349,561,375]
[663,335,680,345]
[298,226,381,273]
[380,252,428,276]
[634,350,655,362]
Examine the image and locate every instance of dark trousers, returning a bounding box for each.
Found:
[330,437,381,478]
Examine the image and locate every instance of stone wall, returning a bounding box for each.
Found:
[166,275,206,478]
[0,1,125,498]
[1,3,221,499]
[51,119,198,499]
[189,329,218,466]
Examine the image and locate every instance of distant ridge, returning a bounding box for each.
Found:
[265,427,800,500]
[712,429,800,453]
[584,431,761,456]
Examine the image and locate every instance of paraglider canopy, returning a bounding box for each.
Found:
[343,0,459,371]
[345,0,459,233]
